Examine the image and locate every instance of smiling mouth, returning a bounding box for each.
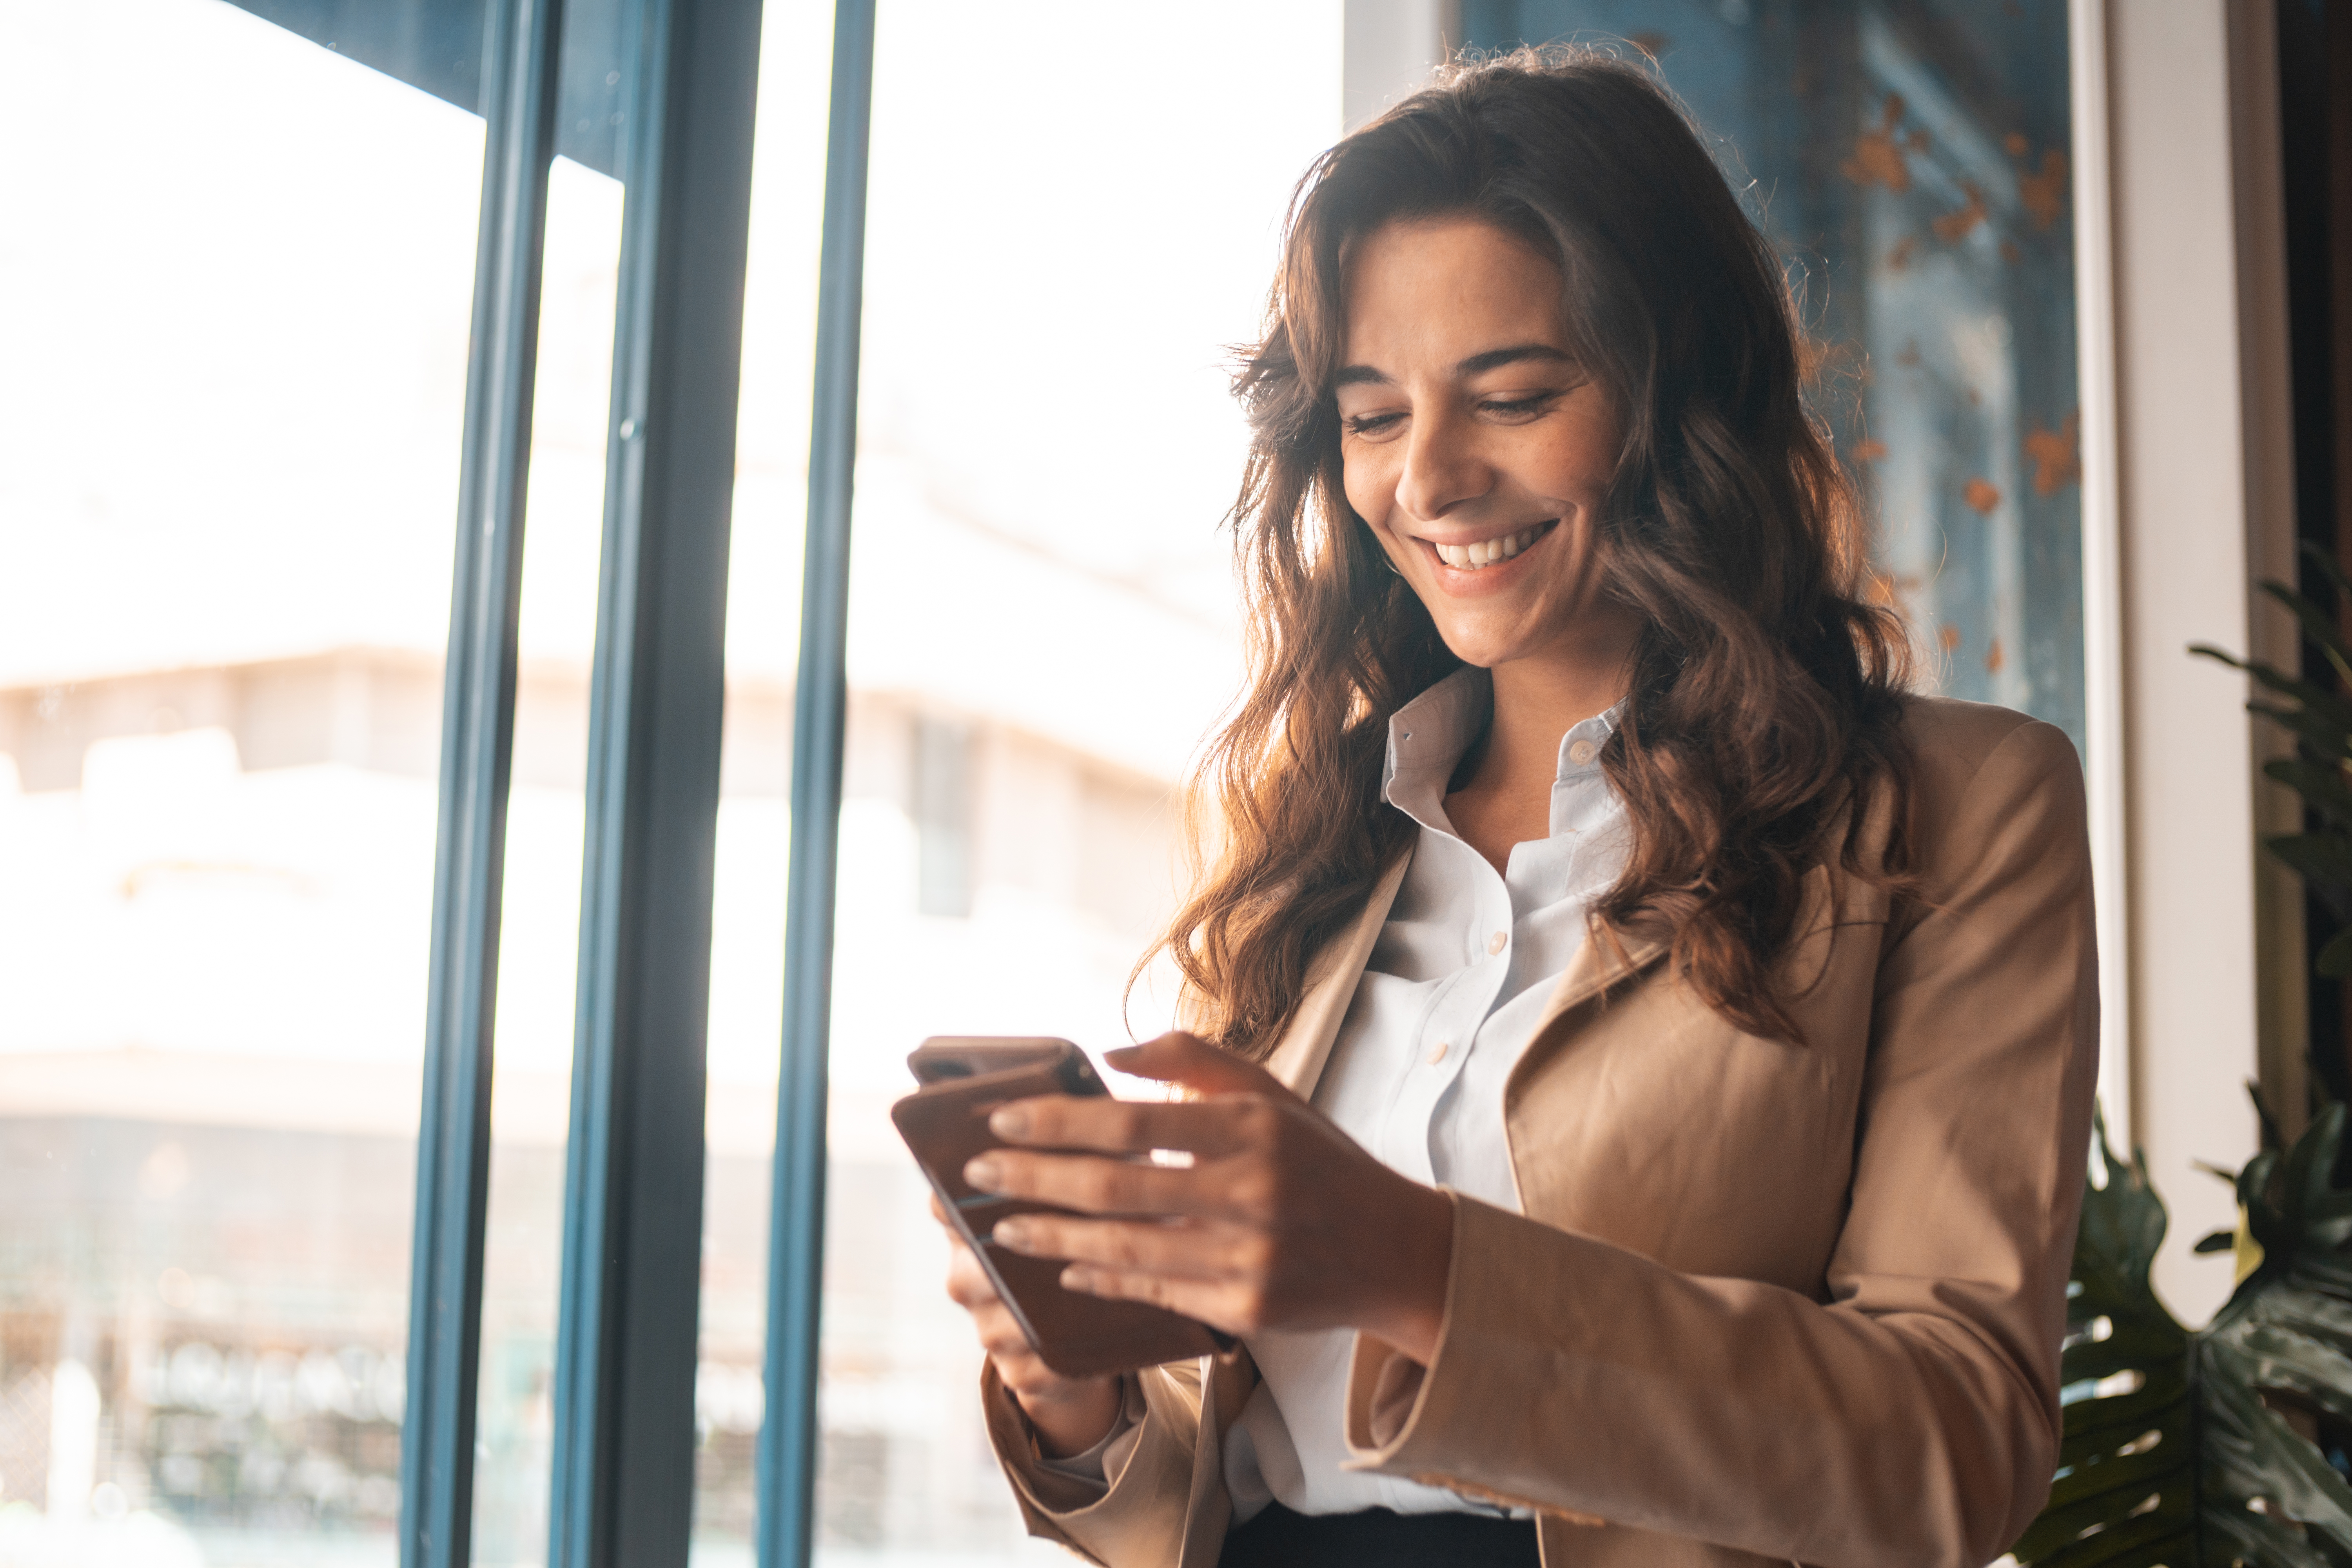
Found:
[1430,520,1555,570]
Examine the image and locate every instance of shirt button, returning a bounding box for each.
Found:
[1487,930,1507,956]
[1568,738,1599,766]
[1427,1040,1450,1065]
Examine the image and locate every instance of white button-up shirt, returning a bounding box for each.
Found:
[1223,666,1630,1521]
[1043,667,1631,1519]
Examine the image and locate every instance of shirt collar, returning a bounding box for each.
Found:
[1380,668,1621,831]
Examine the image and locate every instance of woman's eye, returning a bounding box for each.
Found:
[1342,411,1406,438]
[1479,392,1559,419]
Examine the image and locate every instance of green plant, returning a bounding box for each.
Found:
[2013,550,2352,1563]
[2191,541,2352,984]
[2014,1106,2352,1566]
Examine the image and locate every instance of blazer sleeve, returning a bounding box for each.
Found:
[1337,717,2100,1568]
[980,1355,1227,1568]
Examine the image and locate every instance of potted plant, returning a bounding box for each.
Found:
[2014,545,2352,1564]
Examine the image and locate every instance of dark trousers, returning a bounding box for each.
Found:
[1217,1501,1542,1567]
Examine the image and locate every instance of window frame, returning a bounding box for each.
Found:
[397,0,874,1564]
[754,6,877,1563]
[399,0,566,1555]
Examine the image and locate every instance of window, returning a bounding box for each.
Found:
[0,0,486,1553]
[2,0,778,1559]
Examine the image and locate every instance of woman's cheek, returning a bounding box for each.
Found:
[1340,450,1390,536]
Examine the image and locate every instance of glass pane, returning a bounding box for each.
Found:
[0,0,484,1561]
[1460,0,2085,750]
[688,1,834,1563]
[468,5,633,1563]
[802,4,1344,1561]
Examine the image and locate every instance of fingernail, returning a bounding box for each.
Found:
[991,1218,1032,1250]
[1062,1265,1099,1293]
[989,1105,1031,1139]
[964,1155,1003,1191]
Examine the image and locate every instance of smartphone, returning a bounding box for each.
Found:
[892,1036,1227,1377]
[907,1036,1109,1094]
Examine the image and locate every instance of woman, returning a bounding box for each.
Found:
[940,47,2095,1568]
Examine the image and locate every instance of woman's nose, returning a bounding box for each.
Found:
[1394,409,1490,523]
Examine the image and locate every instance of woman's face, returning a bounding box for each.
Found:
[1337,216,1633,673]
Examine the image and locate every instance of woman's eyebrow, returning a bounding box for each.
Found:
[1455,343,1574,375]
[1332,343,1574,387]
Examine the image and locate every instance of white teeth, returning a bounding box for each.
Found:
[1436,524,1548,570]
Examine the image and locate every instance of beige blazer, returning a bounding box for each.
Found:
[981,696,2098,1568]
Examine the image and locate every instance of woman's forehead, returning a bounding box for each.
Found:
[1339,218,1568,372]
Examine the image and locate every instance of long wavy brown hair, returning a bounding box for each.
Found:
[1152,46,1916,1057]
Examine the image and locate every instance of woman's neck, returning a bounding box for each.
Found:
[1483,656,1624,777]
[1444,619,1639,873]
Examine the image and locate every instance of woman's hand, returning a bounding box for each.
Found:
[934,1195,1124,1457]
[963,1031,1455,1362]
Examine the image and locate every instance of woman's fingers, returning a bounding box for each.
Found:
[994,1211,1266,1283]
[965,1142,1276,1220]
[943,1229,1002,1304]
[964,1148,1198,1216]
[981,1034,1303,1158]
[935,1199,1125,1436]
[1104,1031,1288,1098]
[1055,1262,1266,1338]
[985,1090,1255,1157]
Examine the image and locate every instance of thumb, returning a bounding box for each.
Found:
[1105,1031,1291,1100]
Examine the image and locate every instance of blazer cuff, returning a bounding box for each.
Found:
[1030,1377,1150,1494]
[982,1358,1206,1568]
[1341,1192,1604,1526]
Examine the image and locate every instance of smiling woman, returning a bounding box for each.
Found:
[936,45,2098,1568]
[1196,49,1917,1061]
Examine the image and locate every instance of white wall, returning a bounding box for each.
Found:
[2102,0,2298,1327]
[1343,0,1449,132]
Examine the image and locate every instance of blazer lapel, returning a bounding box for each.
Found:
[1263,853,1411,1101]
[1539,920,1669,1026]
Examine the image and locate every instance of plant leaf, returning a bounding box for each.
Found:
[2195,643,2352,740]
[2267,834,2352,895]
[2015,1112,2195,1565]
[2320,927,2352,981]
[2269,758,2352,831]
[2019,1106,2352,1564]
[2259,581,2352,691]
[2303,539,2352,601]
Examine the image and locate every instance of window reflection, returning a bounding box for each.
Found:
[1462,0,2085,748]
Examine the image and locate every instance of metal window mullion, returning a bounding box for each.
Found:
[400,0,565,1564]
[757,4,877,1565]
[545,0,766,1561]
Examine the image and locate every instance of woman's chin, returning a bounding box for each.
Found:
[1428,617,1553,672]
